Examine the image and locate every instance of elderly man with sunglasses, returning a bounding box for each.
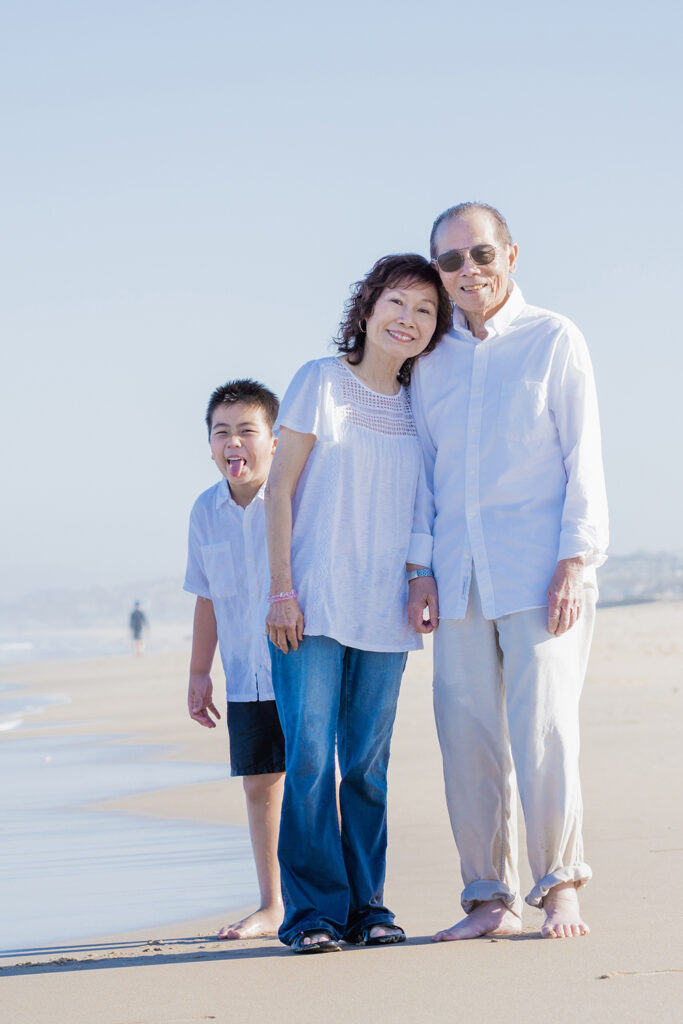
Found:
[407,202,608,941]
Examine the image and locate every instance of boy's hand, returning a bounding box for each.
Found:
[266,598,305,654]
[188,673,221,728]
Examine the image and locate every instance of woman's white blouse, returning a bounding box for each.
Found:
[275,356,423,652]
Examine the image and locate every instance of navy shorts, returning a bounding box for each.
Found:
[226,699,286,777]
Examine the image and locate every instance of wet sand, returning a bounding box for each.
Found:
[1,602,682,1023]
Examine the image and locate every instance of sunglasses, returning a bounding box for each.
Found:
[433,244,497,273]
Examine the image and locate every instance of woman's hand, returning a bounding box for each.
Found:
[266,597,305,653]
[264,426,315,656]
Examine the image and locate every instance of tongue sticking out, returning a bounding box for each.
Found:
[228,459,245,479]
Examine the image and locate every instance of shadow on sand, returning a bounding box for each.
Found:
[1,930,542,976]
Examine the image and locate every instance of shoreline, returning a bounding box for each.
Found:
[0,647,259,952]
[2,604,683,1023]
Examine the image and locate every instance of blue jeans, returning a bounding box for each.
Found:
[270,635,407,945]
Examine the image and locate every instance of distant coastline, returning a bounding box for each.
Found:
[596,551,683,606]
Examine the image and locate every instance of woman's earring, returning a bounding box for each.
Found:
[358,318,367,334]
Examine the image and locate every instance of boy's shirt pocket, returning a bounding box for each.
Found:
[200,541,238,599]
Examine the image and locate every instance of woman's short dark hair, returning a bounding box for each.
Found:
[335,253,453,386]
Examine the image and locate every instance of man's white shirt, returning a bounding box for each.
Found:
[408,283,608,620]
[184,479,273,701]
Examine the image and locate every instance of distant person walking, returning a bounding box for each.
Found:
[129,602,148,656]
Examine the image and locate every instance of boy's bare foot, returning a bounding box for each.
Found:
[217,906,283,940]
[432,899,522,941]
[541,881,589,938]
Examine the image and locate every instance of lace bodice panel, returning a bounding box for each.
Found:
[330,358,417,437]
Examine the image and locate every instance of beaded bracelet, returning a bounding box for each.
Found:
[267,589,298,604]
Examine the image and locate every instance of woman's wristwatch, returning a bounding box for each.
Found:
[406,567,434,582]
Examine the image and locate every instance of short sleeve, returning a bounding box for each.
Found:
[275,359,324,437]
[183,505,212,599]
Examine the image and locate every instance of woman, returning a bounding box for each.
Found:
[265,253,452,953]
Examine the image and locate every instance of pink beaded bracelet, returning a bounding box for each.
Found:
[266,589,298,604]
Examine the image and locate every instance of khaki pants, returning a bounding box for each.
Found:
[433,572,595,917]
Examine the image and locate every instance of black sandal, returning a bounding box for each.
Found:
[355,924,406,946]
[291,930,341,954]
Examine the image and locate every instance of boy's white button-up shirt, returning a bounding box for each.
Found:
[408,283,609,620]
[184,479,273,701]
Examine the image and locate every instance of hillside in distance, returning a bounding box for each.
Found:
[2,553,682,632]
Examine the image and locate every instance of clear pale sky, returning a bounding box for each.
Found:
[2,0,681,597]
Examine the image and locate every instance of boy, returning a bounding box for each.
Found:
[184,378,284,939]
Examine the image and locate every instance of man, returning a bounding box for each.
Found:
[407,202,608,940]
[129,601,148,656]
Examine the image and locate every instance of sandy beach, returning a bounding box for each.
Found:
[2,602,682,1024]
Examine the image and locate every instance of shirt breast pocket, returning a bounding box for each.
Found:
[497,381,552,444]
[201,542,237,599]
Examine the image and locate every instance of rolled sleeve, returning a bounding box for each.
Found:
[407,531,434,566]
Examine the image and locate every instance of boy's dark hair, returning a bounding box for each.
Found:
[335,253,453,386]
[205,379,280,438]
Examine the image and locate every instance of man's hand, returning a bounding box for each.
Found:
[266,598,305,653]
[408,576,439,633]
[188,673,221,728]
[547,557,585,636]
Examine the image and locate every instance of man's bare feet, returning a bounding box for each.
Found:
[432,899,522,941]
[217,906,283,940]
[541,881,589,938]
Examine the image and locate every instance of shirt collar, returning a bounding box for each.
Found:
[214,477,266,510]
[451,281,525,341]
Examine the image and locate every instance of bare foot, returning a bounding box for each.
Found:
[217,906,283,940]
[541,881,589,939]
[432,899,522,942]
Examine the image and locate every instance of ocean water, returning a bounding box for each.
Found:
[0,623,191,668]
[0,686,257,953]
[0,632,127,667]
[0,682,67,733]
